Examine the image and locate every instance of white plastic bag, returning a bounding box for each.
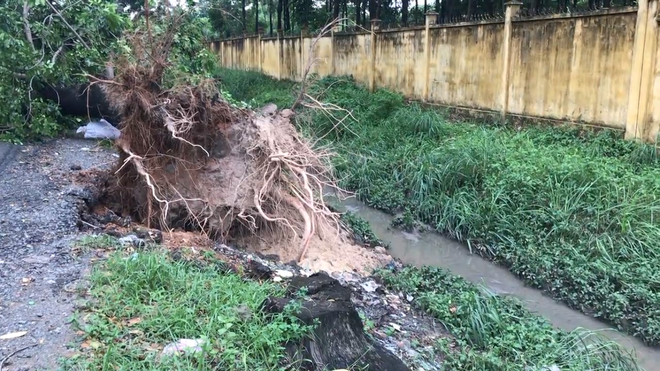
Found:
[76,118,121,140]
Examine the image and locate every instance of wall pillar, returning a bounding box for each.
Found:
[500,1,522,121]
[625,0,659,140]
[423,12,438,102]
[257,35,262,72]
[330,29,335,75]
[220,41,225,68]
[300,30,304,81]
[369,19,381,92]
[277,30,282,80]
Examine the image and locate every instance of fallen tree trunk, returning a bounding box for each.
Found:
[33,81,120,123]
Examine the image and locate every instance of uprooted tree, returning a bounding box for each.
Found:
[98,12,345,262]
[0,0,216,141]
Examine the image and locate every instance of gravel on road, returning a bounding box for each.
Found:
[0,139,116,370]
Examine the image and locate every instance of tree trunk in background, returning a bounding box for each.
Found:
[362,0,367,26]
[402,0,409,25]
[255,0,259,34]
[269,0,273,36]
[424,0,427,13]
[485,0,494,15]
[355,0,361,28]
[277,0,282,31]
[603,0,611,6]
[467,0,474,17]
[242,0,247,33]
[284,0,290,31]
[440,0,446,22]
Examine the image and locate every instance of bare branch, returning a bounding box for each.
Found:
[22,1,35,50]
[46,0,90,49]
[291,18,343,111]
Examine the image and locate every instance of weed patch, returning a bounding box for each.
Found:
[62,248,312,370]
[217,70,660,346]
[378,266,642,371]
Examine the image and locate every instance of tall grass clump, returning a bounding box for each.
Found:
[63,251,311,370]
[218,72,660,347]
[216,68,297,108]
[378,266,643,371]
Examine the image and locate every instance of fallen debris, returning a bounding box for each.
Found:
[160,338,205,358]
[76,119,121,140]
[262,272,411,371]
[97,17,346,263]
[0,331,27,340]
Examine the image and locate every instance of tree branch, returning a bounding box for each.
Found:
[22,1,35,50]
[46,0,90,50]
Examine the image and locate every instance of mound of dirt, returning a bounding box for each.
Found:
[97,17,350,264]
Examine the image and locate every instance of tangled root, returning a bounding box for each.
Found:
[96,17,345,262]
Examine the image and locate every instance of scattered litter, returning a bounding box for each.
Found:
[360,280,379,293]
[406,294,414,302]
[275,270,293,279]
[0,331,28,340]
[76,119,121,140]
[273,276,283,282]
[119,234,146,248]
[389,323,402,332]
[161,338,205,357]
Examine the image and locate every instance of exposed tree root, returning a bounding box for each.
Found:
[97,17,345,262]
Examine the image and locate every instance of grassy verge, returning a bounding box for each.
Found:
[61,240,311,370]
[216,70,660,347]
[378,266,641,370]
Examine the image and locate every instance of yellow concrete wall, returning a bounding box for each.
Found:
[429,23,505,109]
[212,7,660,143]
[261,38,279,77]
[309,36,333,77]
[375,29,426,99]
[508,14,636,129]
[333,33,372,87]
[649,18,660,142]
[280,37,301,80]
[220,36,260,71]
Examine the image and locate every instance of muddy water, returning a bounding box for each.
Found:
[328,195,660,370]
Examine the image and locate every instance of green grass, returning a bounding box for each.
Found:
[378,266,642,371]
[61,247,312,370]
[217,69,660,348]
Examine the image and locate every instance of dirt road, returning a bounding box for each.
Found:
[0,139,114,370]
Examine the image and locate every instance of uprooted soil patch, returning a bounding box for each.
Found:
[86,21,389,273]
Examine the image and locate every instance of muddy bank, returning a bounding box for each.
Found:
[328,193,658,370]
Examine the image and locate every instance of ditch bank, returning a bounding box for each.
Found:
[329,194,659,370]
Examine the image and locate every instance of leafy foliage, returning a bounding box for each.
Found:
[0,1,223,143]
[0,0,129,141]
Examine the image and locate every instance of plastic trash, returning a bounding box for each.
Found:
[76,118,121,140]
[161,338,206,357]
